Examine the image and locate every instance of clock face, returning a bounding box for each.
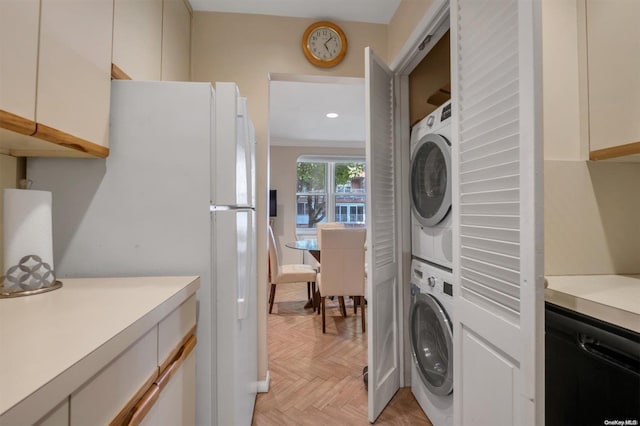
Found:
[307,27,343,61]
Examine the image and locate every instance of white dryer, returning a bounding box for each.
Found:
[409,259,453,426]
[410,101,452,268]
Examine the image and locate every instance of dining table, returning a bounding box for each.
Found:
[285,238,321,262]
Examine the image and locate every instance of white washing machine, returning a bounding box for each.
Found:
[410,101,453,269]
[409,259,453,426]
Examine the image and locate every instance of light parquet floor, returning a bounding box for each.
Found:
[253,283,432,426]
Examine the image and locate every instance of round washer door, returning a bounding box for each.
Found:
[410,134,451,227]
[409,292,453,396]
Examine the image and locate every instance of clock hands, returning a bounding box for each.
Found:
[324,35,335,51]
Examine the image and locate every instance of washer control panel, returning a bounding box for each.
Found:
[411,259,454,300]
[427,276,436,288]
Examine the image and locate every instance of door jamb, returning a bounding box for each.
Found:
[388,0,451,387]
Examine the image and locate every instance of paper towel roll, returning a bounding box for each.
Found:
[2,189,55,291]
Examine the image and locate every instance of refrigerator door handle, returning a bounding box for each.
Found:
[210,205,255,212]
[237,297,248,320]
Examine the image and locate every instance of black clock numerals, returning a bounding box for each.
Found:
[309,28,340,61]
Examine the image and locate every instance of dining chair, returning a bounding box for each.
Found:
[316,227,367,333]
[313,222,346,311]
[316,222,345,246]
[268,226,317,314]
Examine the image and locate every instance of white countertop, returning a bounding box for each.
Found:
[0,276,200,422]
[545,274,640,333]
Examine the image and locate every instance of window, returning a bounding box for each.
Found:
[296,157,366,233]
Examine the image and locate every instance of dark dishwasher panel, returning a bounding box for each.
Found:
[546,302,640,426]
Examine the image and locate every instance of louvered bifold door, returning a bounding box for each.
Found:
[365,47,401,423]
[450,1,544,425]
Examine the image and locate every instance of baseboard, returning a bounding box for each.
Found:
[257,370,270,393]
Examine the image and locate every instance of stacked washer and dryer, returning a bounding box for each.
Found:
[408,101,454,426]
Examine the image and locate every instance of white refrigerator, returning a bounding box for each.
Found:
[27,80,258,426]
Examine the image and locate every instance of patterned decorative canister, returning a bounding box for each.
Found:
[1,188,61,297]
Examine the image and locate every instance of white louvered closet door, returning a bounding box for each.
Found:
[451,0,544,425]
[365,47,401,423]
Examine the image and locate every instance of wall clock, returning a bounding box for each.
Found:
[302,21,348,68]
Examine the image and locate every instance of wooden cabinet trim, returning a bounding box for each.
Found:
[125,383,160,426]
[109,370,159,426]
[589,141,640,161]
[117,334,197,426]
[0,109,36,136]
[34,123,109,158]
[111,332,197,426]
[158,324,197,374]
[111,63,132,80]
[156,334,197,391]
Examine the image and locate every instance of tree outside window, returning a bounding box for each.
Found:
[296,162,327,228]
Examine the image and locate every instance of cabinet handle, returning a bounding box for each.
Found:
[109,372,159,426]
[126,384,160,426]
[156,335,197,390]
[122,335,197,425]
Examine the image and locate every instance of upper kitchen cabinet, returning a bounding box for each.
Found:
[111,0,191,82]
[0,0,112,158]
[112,0,163,80]
[0,0,39,136]
[161,0,192,81]
[586,0,640,161]
[35,0,113,156]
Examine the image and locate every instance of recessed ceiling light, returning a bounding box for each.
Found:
[326,112,339,118]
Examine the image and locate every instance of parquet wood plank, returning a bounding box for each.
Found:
[253,282,432,425]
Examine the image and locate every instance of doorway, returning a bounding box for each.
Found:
[267,74,366,265]
[262,73,369,421]
[257,73,430,424]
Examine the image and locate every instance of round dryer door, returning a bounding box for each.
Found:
[410,134,451,227]
[409,292,453,396]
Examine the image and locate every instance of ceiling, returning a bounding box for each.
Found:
[269,79,365,148]
[189,0,402,24]
[189,0,401,149]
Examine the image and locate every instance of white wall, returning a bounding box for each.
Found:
[545,160,640,275]
[388,0,435,63]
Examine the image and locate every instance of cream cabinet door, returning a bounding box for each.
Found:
[587,0,640,153]
[36,0,113,149]
[161,0,191,81]
[33,398,69,426]
[70,327,158,426]
[112,0,163,80]
[139,350,197,426]
[0,0,39,135]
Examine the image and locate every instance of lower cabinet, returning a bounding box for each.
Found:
[30,295,197,426]
[71,327,159,426]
